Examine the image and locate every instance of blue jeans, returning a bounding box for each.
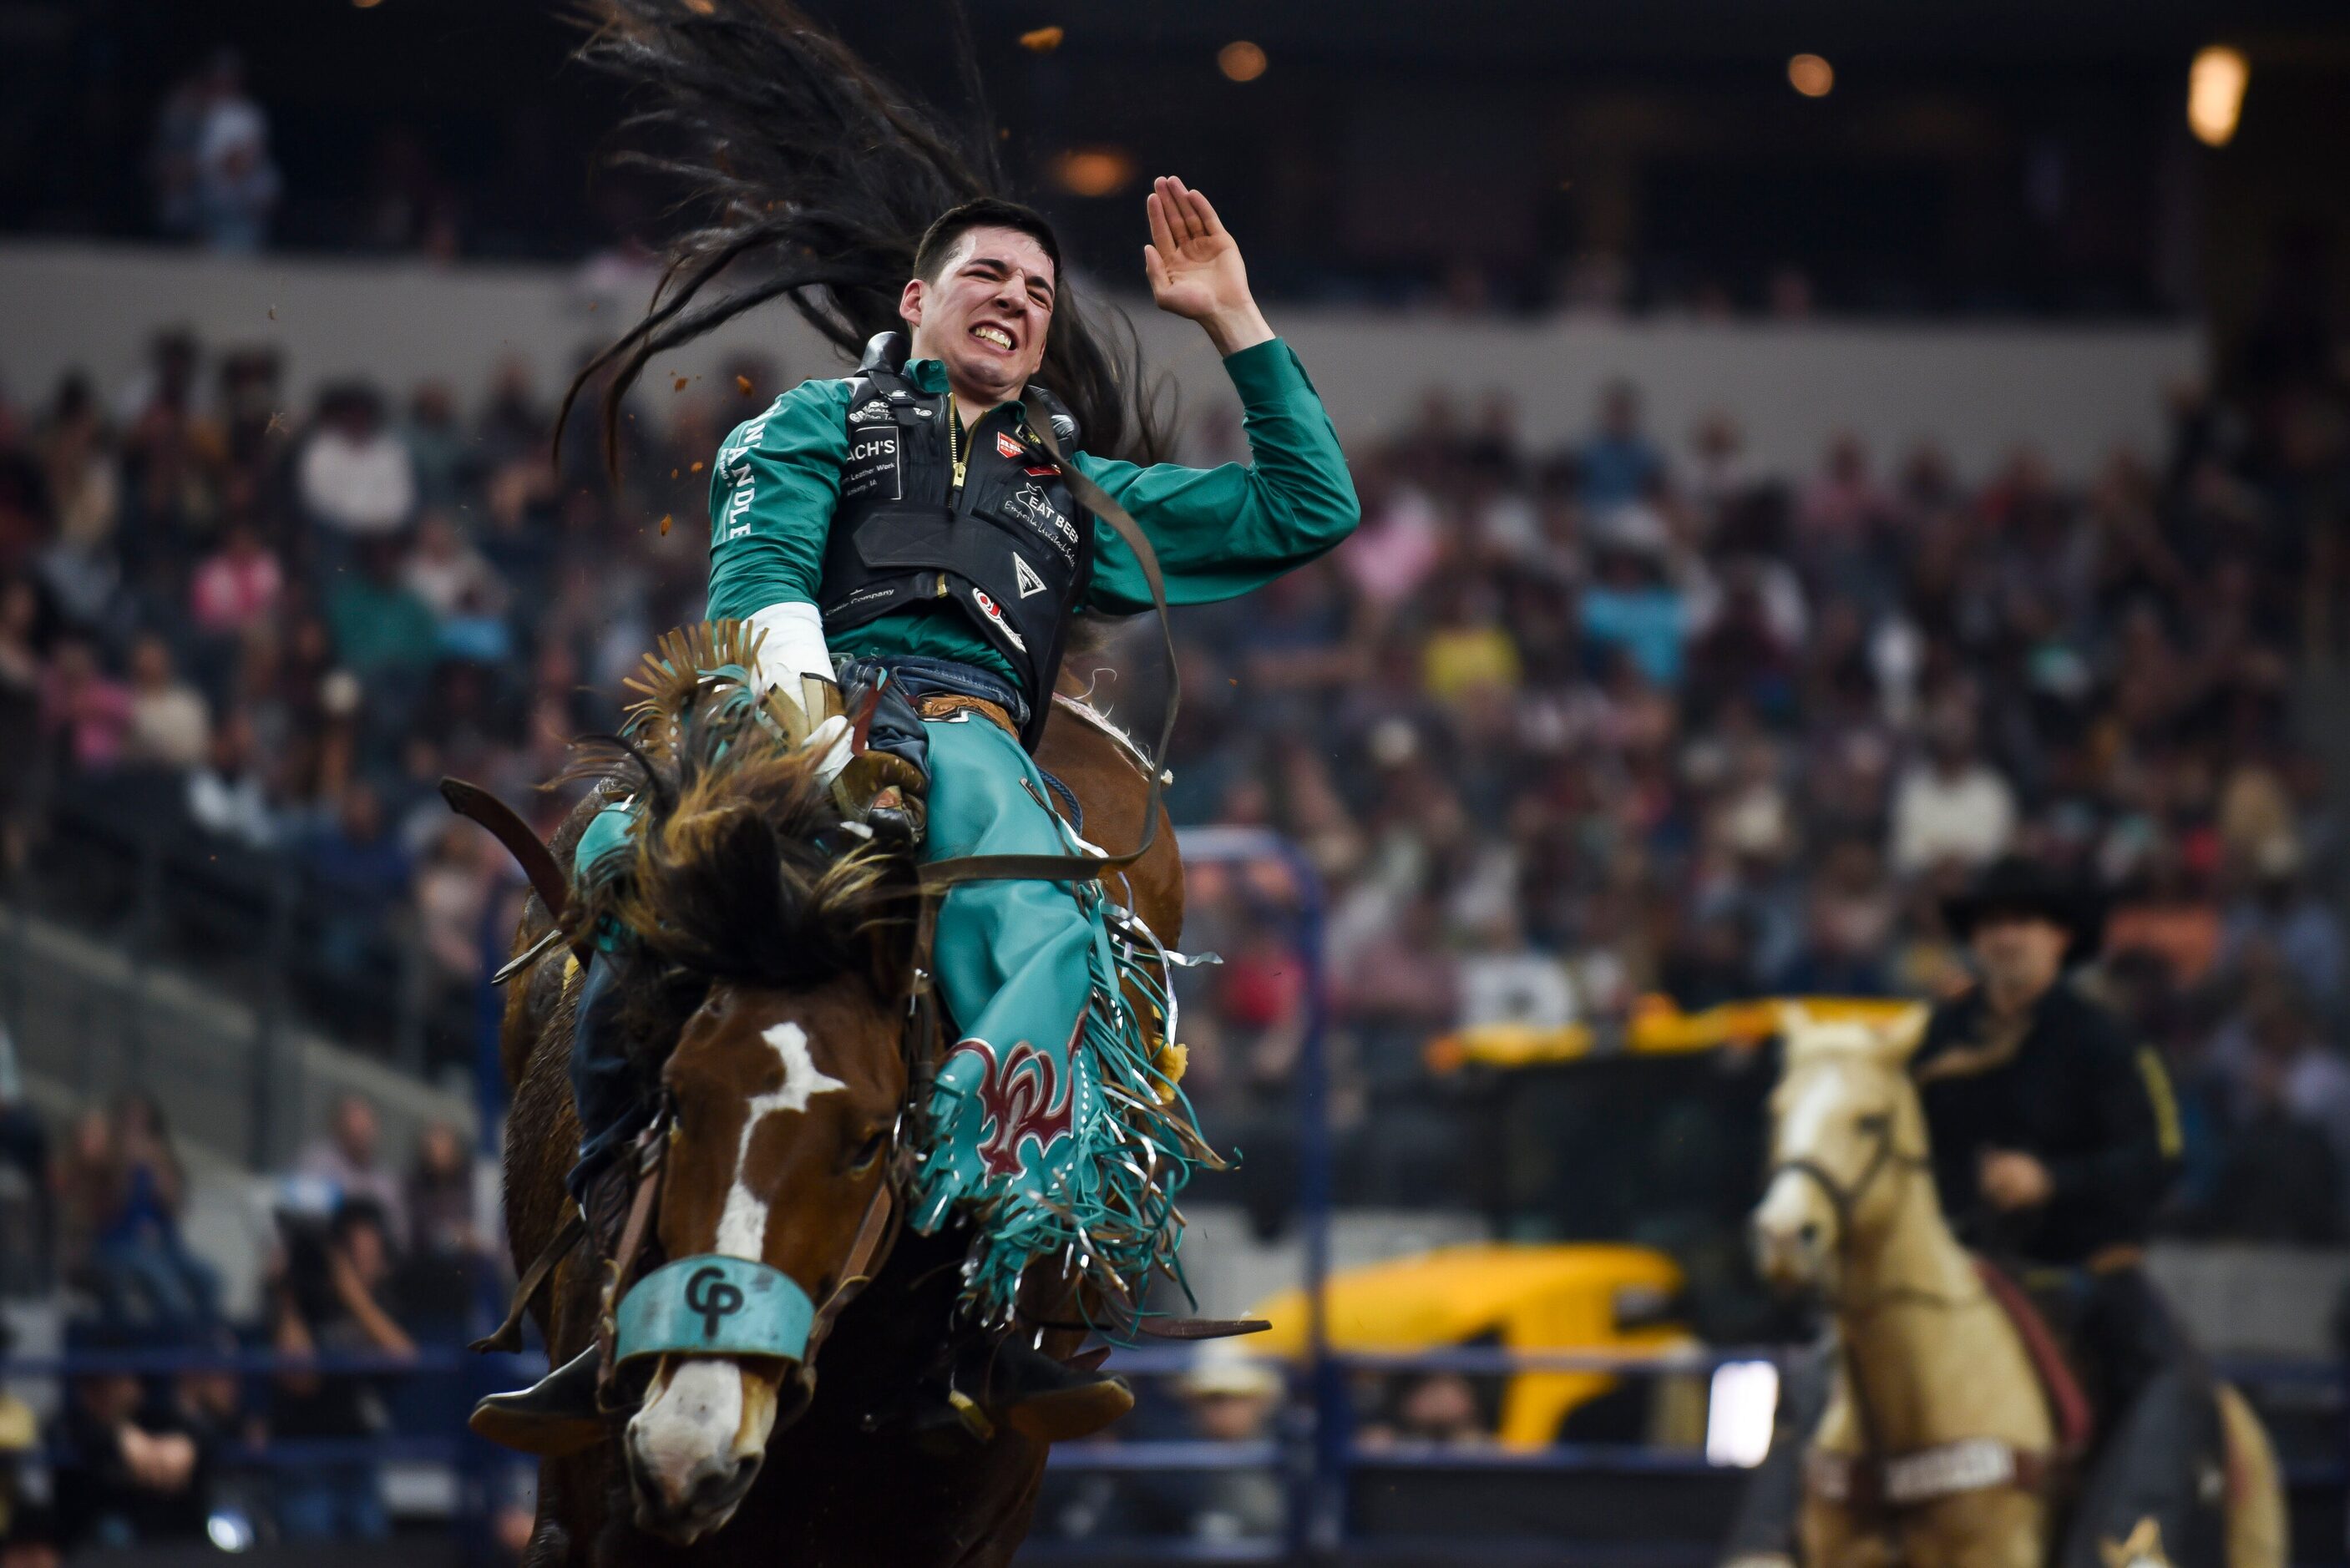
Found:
[277,1463,389,1540]
[89,1237,220,1328]
[874,655,1030,731]
[565,946,640,1198]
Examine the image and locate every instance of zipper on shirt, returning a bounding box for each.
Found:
[946,393,968,501]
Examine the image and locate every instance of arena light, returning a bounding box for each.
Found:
[1706,1359,1780,1468]
[1052,147,1138,199]
[1218,41,1269,83]
[1787,53,1834,98]
[2188,45,2248,147]
[206,1510,256,1552]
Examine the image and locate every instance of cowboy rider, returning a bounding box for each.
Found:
[1915,855,2203,1568]
[478,178,1358,1448]
[1730,854,2202,1568]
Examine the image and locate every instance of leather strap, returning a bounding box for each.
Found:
[915,692,1020,739]
[917,399,1177,893]
[440,776,590,964]
[1807,1439,2059,1510]
[597,1118,672,1409]
[1138,1316,1271,1341]
[470,1211,586,1354]
[803,1180,899,1364]
[1023,1311,1270,1341]
[1974,1257,2094,1455]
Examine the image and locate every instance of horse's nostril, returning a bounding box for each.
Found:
[1797,1221,1822,1248]
[686,1454,758,1515]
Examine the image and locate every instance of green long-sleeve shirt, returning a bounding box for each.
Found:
[705,337,1359,682]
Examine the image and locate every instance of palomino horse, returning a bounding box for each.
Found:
[488,630,1183,1565]
[1747,1004,2284,1568]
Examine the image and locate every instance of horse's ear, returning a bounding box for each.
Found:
[1878,1004,1931,1060]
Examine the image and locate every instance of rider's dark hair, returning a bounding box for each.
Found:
[558,0,1166,480]
[912,197,1063,287]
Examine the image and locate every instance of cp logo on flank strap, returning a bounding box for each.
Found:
[684,1265,745,1338]
[613,1256,816,1365]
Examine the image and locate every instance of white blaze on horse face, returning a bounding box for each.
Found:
[712,1021,848,1260]
[1776,1064,1846,1166]
[627,1358,777,1540]
[1754,1065,1848,1282]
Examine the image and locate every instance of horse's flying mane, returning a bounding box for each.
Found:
[574,624,919,988]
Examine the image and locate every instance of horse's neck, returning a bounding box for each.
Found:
[1834,1163,2043,1453]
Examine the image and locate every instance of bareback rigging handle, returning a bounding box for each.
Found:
[917,397,1179,893]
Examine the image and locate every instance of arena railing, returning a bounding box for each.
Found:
[3,778,482,1168]
[0,1342,544,1555]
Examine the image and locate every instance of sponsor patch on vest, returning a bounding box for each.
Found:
[848,400,891,423]
[1014,554,1049,599]
[843,428,902,502]
[995,429,1026,460]
[969,589,1028,652]
[1006,483,1078,563]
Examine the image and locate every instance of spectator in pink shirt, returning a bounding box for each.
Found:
[1339,457,1442,613]
[1797,432,1893,540]
[41,638,133,772]
[189,520,283,635]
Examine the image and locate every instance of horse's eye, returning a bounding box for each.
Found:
[848,1129,889,1172]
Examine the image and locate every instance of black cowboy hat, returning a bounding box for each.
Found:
[1941,855,2105,962]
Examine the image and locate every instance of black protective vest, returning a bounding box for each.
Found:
[818,334,1092,750]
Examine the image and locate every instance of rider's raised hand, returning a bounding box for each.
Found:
[1142,175,1274,357]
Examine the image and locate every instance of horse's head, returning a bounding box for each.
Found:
[625,967,908,1540]
[1751,1002,1930,1294]
[582,652,923,1544]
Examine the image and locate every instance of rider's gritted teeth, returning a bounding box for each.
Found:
[970,322,1017,352]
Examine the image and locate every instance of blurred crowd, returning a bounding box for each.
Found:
[0,310,2345,1223]
[1162,358,2350,1251]
[0,326,750,1064]
[3,295,2350,1549]
[0,1065,528,1560]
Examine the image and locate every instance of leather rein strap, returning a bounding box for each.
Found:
[1807,1439,2059,1511]
[439,776,591,965]
[917,398,1178,893]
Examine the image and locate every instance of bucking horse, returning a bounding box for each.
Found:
[462,623,1185,1565]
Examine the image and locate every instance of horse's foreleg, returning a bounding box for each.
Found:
[520,1454,580,1568]
[1802,1495,1894,1568]
[1895,1490,2045,1568]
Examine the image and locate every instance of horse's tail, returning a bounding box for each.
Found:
[558,0,1170,482]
